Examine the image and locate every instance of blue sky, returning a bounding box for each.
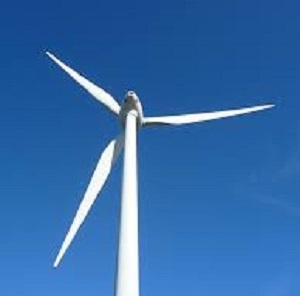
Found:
[1,0,300,295]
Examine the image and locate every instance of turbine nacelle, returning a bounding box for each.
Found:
[119,90,144,128]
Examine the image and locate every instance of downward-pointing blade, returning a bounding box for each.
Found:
[143,104,274,126]
[54,134,124,268]
[46,51,121,115]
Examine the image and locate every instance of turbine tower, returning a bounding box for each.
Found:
[46,51,274,296]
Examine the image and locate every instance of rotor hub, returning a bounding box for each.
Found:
[119,91,143,128]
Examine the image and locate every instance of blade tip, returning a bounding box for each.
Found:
[45,51,55,60]
[256,104,275,111]
[264,104,275,110]
[53,260,59,268]
[53,253,62,268]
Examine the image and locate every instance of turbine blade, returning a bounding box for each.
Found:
[143,104,274,127]
[53,133,124,268]
[46,51,121,115]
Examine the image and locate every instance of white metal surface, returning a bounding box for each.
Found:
[46,52,275,296]
[53,134,124,268]
[46,52,121,115]
[143,104,274,126]
[119,91,144,127]
[115,111,139,296]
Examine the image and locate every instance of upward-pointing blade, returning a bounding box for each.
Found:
[142,104,274,126]
[46,51,121,115]
[54,134,124,268]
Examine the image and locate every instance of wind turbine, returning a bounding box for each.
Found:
[46,51,274,296]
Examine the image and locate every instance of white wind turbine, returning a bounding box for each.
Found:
[46,51,274,296]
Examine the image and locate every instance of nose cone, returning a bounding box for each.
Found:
[126,90,136,99]
[125,91,138,103]
[127,90,135,96]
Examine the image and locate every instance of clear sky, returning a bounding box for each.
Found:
[1,0,300,295]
